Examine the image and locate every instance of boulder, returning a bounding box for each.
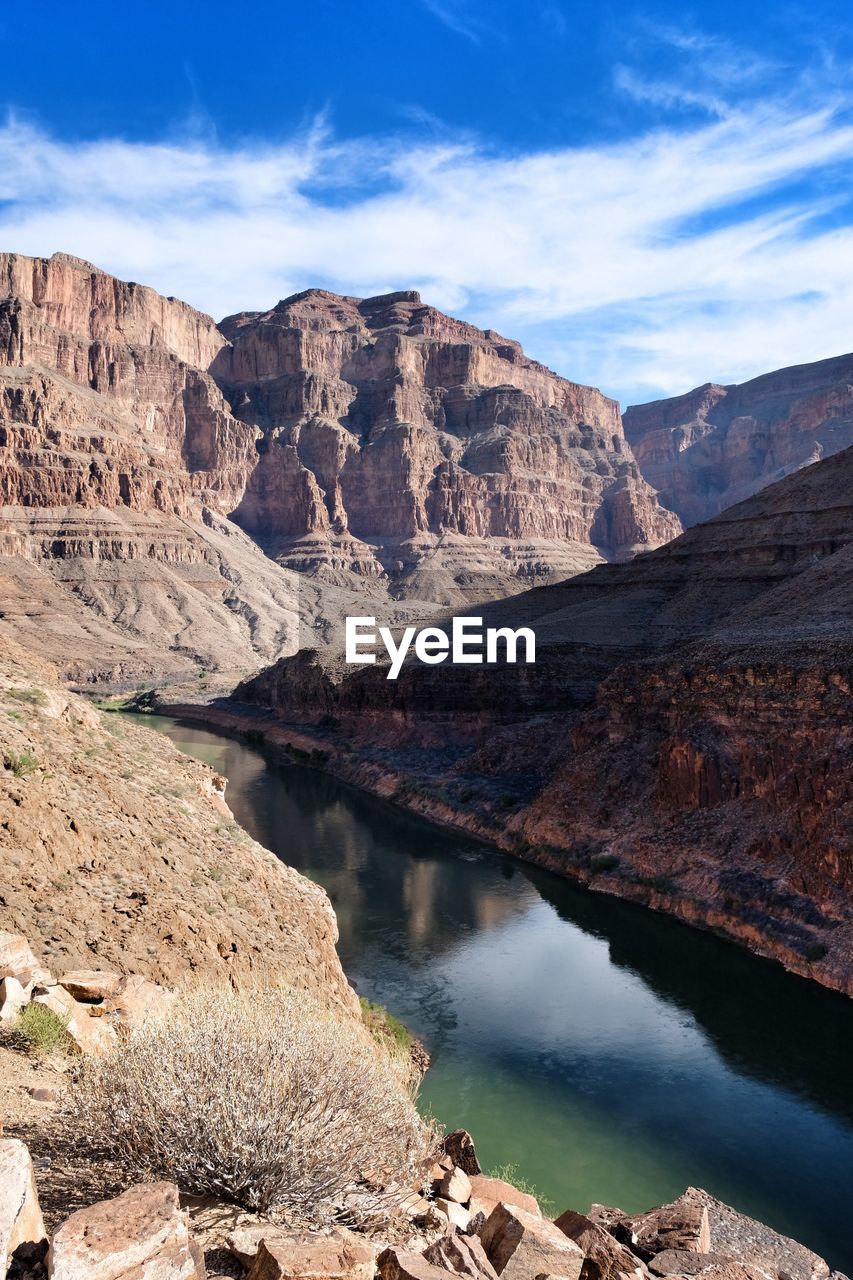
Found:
[0,975,30,1022]
[436,1167,473,1206]
[32,986,116,1056]
[443,1130,483,1176]
[554,1210,646,1280]
[103,975,176,1030]
[0,1139,46,1274]
[378,1248,456,1280]
[630,1200,710,1259]
[468,1177,540,1222]
[58,970,121,1002]
[0,933,42,984]
[479,1204,584,1280]
[423,1232,499,1280]
[676,1188,832,1280]
[247,1231,375,1280]
[48,1181,203,1280]
[226,1225,283,1269]
[435,1198,472,1231]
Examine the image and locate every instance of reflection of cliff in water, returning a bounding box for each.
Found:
[179,725,531,958]
[520,859,853,1125]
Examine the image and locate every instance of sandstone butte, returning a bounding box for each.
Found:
[226,442,853,997]
[623,352,853,527]
[0,251,679,687]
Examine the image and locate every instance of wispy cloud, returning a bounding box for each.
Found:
[3,76,853,404]
[420,0,484,43]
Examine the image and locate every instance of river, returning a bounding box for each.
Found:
[132,716,853,1272]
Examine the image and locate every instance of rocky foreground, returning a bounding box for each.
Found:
[225,444,853,994]
[0,931,847,1280]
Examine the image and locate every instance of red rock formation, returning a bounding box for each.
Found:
[0,254,680,680]
[215,288,681,593]
[624,353,853,526]
[233,447,853,994]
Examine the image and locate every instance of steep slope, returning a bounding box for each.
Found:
[0,636,356,1008]
[624,352,853,526]
[230,447,853,994]
[214,288,681,600]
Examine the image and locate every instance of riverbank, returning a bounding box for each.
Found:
[148,694,853,999]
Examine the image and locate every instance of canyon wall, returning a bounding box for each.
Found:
[232,446,853,995]
[0,253,680,683]
[623,352,853,526]
[214,287,681,597]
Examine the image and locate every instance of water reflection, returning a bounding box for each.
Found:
[133,719,853,1273]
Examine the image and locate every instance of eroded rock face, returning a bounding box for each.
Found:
[0,255,680,684]
[624,353,853,527]
[214,289,679,597]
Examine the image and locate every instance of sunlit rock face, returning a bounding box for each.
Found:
[0,255,680,679]
[214,288,681,597]
[623,353,853,528]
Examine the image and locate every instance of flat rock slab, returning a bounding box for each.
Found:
[480,1203,584,1280]
[0,1138,46,1274]
[555,1209,646,1280]
[59,970,121,1001]
[468,1177,540,1221]
[247,1230,375,1280]
[48,1180,203,1280]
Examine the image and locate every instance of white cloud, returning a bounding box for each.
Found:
[3,90,853,404]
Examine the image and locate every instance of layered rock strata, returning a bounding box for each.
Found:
[624,353,853,526]
[0,254,680,684]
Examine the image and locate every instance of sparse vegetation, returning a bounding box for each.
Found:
[70,985,432,1223]
[6,686,47,707]
[15,1003,70,1057]
[591,853,620,873]
[489,1162,551,1212]
[359,996,415,1056]
[206,866,224,881]
[3,749,39,778]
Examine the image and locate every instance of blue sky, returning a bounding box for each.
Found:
[3,0,853,404]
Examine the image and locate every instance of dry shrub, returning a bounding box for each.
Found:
[70,985,433,1225]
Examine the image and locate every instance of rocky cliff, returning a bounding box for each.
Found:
[214,288,680,598]
[230,446,853,995]
[0,253,680,683]
[623,352,853,526]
